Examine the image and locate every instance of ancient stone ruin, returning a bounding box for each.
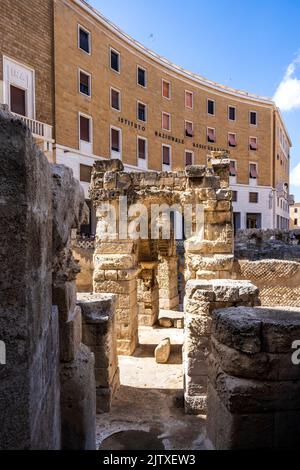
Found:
[1,106,300,450]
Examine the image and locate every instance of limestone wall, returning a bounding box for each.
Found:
[0,107,59,449]
[0,107,97,450]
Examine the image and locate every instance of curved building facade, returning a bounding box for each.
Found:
[0,0,292,231]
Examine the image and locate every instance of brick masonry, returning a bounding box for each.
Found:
[0,0,54,127]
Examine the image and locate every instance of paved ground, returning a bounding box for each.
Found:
[96,324,209,451]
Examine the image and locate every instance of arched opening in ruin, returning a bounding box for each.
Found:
[88,156,233,448]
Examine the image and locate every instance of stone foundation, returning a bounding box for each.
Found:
[77,293,120,414]
[184,279,260,414]
[0,107,96,449]
[207,307,300,449]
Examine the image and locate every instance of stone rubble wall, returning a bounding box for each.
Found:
[235,259,300,308]
[51,164,96,450]
[207,307,300,449]
[77,293,120,414]
[184,279,260,415]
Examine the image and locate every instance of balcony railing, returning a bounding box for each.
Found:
[12,112,53,145]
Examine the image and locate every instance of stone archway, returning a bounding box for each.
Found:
[90,153,234,356]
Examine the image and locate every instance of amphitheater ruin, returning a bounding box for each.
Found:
[1,106,300,450]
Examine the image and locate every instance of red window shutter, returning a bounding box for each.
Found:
[208,128,215,142]
[250,165,258,178]
[186,92,193,108]
[111,129,120,152]
[111,89,119,109]
[163,81,170,98]
[186,122,194,137]
[138,139,146,159]
[230,162,236,176]
[250,138,257,150]
[10,85,26,116]
[229,134,236,147]
[163,146,170,165]
[163,113,170,130]
[185,152,193,166]
[80,116,90,142]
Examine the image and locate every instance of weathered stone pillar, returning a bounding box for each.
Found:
[184,159,234,283]
[93,237,139,355]
[91,160,139,356]
[0,108,60,449]
[138,262,159,326]
[207,307,300,449]
[157,256,179,310]
[184,279,260,415]
[77,293,120,413]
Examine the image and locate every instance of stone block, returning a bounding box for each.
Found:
[60,344,96,450]
[94,254,137,271]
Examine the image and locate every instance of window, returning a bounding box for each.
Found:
[111,127,121,154]
[185,91,193,109]
[79,70,91,96]
[137,67,146,87]
[207,127,216,143]
[230,160,237,177]
[137,102,147,122]
[162,112,171,131]
[228,133,237,147]
[295,208,298,214]
[250,111,257,126]
[232,191,238,203]
[162,145,171,166]
[185,121,194,138]
[249,163,258,179]
[247,213,261,229]
[80,164,92,183]
[249,192,259,203]
[228,106,236,121]
[80,115,91,142]
[138,137,147,160]
[10,85,26,116]
[295,219,298,226]
[162,80,171,99]
[110,48,120,73]
[185,150,194,166]
[111,88,120,111]
[78,26,90,54]
[249,137,258,151]
[207,99,215,115]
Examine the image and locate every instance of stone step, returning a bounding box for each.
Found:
[138,325,184,346]
[159,309,184,329]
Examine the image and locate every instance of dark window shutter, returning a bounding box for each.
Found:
[10,85,26,116]
[80,116,90,142]
[163,146,170,165]
[79,29,90,53]
[111,129,120,152]
[138,139,146,159]
[80,164,92,183]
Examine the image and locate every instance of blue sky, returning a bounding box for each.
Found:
[90,0,300,199]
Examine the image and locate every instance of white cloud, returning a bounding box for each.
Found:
[291,163,300,187]
[274,55,300,111]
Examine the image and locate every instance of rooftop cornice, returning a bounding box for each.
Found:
[74,0,275,106]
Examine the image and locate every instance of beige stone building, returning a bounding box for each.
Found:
[290,203,300,229]
[0,0,292,231]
